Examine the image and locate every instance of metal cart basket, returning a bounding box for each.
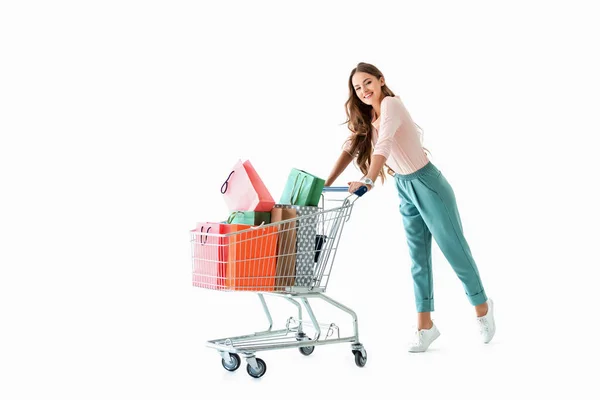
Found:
[191,187,368,378]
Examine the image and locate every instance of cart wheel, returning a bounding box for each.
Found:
[221,353,241,372]
[246,358,267,379]
[353,349,367,368]
[299,346,315,356]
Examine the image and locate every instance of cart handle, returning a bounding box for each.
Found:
[323,186,368,197]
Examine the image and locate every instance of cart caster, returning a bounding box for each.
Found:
[299,346,315,356]
[221,353,241,372]
[352,349,367,368]
[246,358,267,379]
[296,333,314,356]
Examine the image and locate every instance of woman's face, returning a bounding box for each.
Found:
[352,72,384,106]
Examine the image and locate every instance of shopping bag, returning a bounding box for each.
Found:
[270,207,297,289]
[221,160,275,212]
[227,211,271,226]
[225,224,278,291]
[191,222,228,289]
[280,169,325,207]
[273,204,319,287]
[314,234,327,263]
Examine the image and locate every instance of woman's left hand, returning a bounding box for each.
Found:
[348,181,372,194]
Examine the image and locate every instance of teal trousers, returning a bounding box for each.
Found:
[394,162,487,312]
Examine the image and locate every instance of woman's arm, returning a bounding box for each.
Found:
[347,154,386,193]
[365,154,386,183]
[325,151,353,186]
[372,97,403,160]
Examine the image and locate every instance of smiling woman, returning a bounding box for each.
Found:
[337,63,428,186]
[342,63,400,184]
[324,62,496,354]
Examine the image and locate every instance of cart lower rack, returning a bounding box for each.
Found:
[191,186,368,378]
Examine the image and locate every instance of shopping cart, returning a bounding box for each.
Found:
[191,186,368,378]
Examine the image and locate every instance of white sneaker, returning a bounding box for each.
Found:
[408,323,441,352]
[477,299,496,344]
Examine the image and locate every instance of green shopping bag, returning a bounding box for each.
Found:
[227,211,271,226]
[280,169,325,207]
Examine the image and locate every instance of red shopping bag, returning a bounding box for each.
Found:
[221,160,275,212]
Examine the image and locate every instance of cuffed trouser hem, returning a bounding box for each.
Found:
[416,299,434,313]
[467,290,487,306]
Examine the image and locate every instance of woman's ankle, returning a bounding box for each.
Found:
[417,316,433,330]
[475,301,489,317]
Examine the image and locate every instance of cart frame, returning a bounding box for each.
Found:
[192,187,368,378]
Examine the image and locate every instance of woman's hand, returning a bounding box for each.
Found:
[348,181,372,194]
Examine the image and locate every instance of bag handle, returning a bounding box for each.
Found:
[291,175,307,205]
[199,226,212,245]
[227,211,245,224]
[249,221,266,229]
[286,174,299,204]
[220,171,235,194]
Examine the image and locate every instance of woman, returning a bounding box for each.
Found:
[324,62,495,352]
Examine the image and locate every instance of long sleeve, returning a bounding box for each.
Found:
[372,96,403,159]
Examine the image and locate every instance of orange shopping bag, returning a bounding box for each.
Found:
[223,224,278,291]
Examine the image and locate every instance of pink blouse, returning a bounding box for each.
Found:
[343,95,429,175]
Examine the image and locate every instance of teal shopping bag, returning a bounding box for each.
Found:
[280,169,325,207]
[226,211,271,226]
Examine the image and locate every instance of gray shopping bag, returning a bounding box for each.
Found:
[273,204,320,287]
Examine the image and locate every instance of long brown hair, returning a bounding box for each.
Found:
[344,62,427,183]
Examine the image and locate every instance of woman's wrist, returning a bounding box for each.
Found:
[360,177,374,187]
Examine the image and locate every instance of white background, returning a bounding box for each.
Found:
[1,0,599,398]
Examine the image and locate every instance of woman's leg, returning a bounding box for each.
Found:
[396,162,494,344]
[408,168,488,307]
[398,189,434,313]
[396,175,442,351]
[397,179,435,328]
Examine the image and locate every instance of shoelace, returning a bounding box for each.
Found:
[411,330,425,345]
[478,317,489,334]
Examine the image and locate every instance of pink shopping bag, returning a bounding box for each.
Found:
[192,222,228,289]
[221,160,275,212]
